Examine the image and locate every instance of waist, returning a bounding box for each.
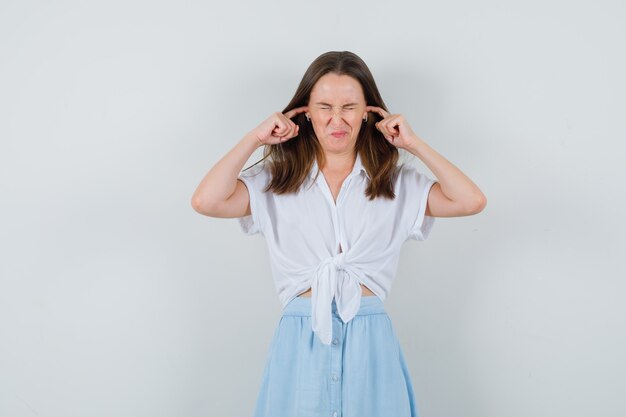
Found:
[297,283,376,297]
[282,295,384,317]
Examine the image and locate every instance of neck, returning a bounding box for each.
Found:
[321,151,356,175]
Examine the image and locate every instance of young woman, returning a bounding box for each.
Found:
[192,50,486,417]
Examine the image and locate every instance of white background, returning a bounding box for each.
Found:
[1,1,625,416]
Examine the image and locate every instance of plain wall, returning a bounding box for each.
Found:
[1,1,625,416]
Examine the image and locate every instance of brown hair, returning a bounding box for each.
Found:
[246,50,399,200]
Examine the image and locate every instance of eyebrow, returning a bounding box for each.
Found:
[314,102,360,106]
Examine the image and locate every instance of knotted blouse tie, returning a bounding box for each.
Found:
[309,251,364,345]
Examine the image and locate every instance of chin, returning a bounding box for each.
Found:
[322,141,355,153]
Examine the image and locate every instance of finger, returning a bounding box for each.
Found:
[273,125,285,137]
[273,118,284,131]
[375,120,391,137]
[385,117,401,135]
[283,114,298,132]
[277,111,295,127]
[365,105,390,119]
[284,106,309,119]
[284,122,297,139]
[377,119,397,140]
[273,119,288,137]
[278,120,297,140]
[382,116,401,135]
[275,113,293,136]
[280,119,297,137]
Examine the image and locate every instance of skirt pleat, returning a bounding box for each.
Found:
[252,295,419,417]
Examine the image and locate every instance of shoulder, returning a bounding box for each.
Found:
[239,160,272,186]
[394,162,420,183]
[240,160,269,179]
[238,160,272,196]
[394,162,436,191]
[396,161,432,178]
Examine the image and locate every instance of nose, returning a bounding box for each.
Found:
[329,108,346,125]
[329,115,346,130]
[331,106,343,117]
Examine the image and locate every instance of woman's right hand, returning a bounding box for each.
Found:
[250,106,309,146]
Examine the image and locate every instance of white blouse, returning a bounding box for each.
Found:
[237,152,437,345]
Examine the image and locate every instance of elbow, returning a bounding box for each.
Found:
[459,192,486,216]
[468,192,487,214]
[190,194,204,214]
[191,194,216,216]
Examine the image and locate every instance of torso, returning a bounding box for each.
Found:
[298,168,376,298]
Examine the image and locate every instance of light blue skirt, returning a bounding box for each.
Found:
[252,295,419,417]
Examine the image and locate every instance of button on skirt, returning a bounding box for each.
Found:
[252,295,419,417]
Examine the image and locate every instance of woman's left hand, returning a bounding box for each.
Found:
[366,106,421,150]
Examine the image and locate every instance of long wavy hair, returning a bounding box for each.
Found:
[246,50,399,200]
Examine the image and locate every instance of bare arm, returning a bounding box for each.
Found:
[405,138,487,217]
[190,132,261,218]
[190,107,308,218]
[367,106,487,218]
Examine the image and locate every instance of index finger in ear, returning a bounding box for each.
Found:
[284,106,309,119]
[365,105,390,119]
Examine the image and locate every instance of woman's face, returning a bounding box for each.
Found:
[307,73,367,155]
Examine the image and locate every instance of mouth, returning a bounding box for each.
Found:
[330,131,347,138]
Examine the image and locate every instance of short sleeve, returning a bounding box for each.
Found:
[236,163,267,236]
[400,164,437,241]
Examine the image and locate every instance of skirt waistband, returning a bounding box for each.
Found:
[282,295,385,317]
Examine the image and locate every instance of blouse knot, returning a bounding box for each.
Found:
[331,252,345,270]
[309,252,363,345]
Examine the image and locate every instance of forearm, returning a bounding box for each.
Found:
[191,132,261,212]
[405,135,486,209]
